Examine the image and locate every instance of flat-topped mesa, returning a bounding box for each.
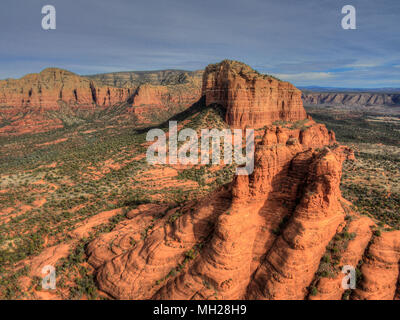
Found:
[0,68,132,109]
[202,60,307,129]
[0,67,204,135]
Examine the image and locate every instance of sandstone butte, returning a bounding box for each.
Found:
[0,68,202,135]
[82,60,400,300]
[203,60,306,128]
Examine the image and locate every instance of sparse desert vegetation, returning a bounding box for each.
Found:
[1,103,399,299]
[0,103,236,299]
[0,59,399,300]
[306,106,400,229]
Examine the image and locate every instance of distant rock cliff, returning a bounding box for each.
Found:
[127,82,202,125]
[0,68,202,135]
[87,69,203,88]
[302,92,400,107]
[0,68,132,109]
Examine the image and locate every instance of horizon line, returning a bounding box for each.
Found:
[1,66,399,91]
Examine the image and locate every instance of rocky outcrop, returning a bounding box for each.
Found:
[309,216,375,300]
[302,92,400,107]
[203,60,307,128]
[353,230,400,300]
[88,121,400,301]
[87,121,356,299]
[245,147,347,299]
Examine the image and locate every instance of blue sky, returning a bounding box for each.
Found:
[0,0,399,87]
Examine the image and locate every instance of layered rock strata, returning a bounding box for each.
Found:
[0,68,131,109]
[0,68,202,134]
[202,60,307,128]
[302,92,400,107]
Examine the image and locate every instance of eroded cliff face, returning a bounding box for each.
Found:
[0,68,202,135]
[86,61,400,300]
[353,230,400,300]
[128,82,202,124]
[0,68,132,135]
[0,68,132,109]
[0,68,203,111]
[203,60,307,128]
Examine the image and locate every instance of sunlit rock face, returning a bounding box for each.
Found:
[202,60,307,129]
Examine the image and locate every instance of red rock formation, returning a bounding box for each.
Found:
[202,60,307,129]
[0,68,134,135]
[128,83,202,124]
[87,121,356,299]
[0,68,202,134]
[309,216,375,300]
[0,68,131,109]
[246,148,347,299]
[131,84,169,107]
[353,230,400,300]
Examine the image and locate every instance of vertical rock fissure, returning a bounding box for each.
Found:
[89,81,98,105]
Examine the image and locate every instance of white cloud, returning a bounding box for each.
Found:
[346,63,380,68]
[272,72,334,81]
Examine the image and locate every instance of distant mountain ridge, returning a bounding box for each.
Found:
[299,86,400,93]
[302,91,400,107]
[86,69,204,88]
[1,65,399,136]
[87,70,400,107]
